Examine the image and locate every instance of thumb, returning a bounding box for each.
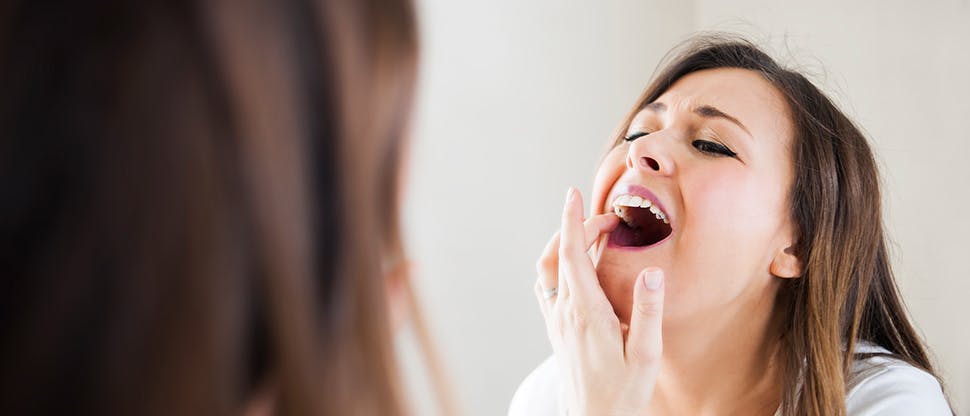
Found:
[626,267,665,366]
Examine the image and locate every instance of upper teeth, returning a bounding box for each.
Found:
[611,194,669,224]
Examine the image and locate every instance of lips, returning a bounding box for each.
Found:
[605,184,674,249]
[606,184,672,220]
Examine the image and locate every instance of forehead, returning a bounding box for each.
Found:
[637,68,793,144]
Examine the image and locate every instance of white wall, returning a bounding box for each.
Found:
[403,1,970,414]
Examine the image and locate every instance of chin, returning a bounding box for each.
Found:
[593,234,678,324]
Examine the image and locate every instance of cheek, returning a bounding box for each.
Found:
[682,168,786,245]
[591,147,626,214]
[671,168,789,303]
[595,256,640,324]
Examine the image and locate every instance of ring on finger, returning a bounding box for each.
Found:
[542,287,558,300]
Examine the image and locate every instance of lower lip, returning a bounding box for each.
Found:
[606,228,673,251]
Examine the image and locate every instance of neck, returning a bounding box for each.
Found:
[650,282,785,415]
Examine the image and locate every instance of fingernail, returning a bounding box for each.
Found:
[564,187,575,204]
[643,268,664,290]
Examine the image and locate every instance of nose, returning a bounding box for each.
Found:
[625,134,675,176]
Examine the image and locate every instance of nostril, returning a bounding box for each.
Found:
[641,156,660,171]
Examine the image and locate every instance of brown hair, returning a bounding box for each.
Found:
[609,34,952,416]
[0,0,425,415]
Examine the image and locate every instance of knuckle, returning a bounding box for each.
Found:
[635,301,663,317]
[552,315,567,336]
[557,245,572,258]
[589,305,619,330]
[628,346,661,366]
[559,238,580,254]
[565,307,591,331]
[536,254,556,274]
[563,304,617,332]
[595,315,619,332]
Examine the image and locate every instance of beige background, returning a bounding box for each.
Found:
[400,1,970,414]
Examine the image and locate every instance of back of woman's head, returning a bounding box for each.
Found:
[0,0,417,414]
[613,34,950,415]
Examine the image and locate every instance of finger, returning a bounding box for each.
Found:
[583,213,619,250]
[533,280,551,318]
[626,267,665,367]
[536,212,616,301]
[542,215,619,257]
[537,231,567,300]
[558,188,594,297]
[556,186,592,299]
[558,189,615,302]
[559,187,585,257]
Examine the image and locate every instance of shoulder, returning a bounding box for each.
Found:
[846,341,951,415]
[508,355,562,416]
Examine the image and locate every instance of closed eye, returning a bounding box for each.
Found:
[624,131,650,142]
[692,140,737,158]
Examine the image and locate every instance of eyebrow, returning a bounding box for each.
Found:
[642,101,752,138]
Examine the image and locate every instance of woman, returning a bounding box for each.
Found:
[0,0,459,415]
[510,35,953,415]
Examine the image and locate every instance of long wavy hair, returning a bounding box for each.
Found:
[0,0,438,415]
[609,34,952,416]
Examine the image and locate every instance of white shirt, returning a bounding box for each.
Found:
[508,341,951,415]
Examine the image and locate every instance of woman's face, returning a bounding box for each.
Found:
[590,68,800,326]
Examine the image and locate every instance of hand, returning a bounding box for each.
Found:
[534,187,666,416]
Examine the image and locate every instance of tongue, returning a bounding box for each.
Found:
[609,206,673,247]
[609,220,648,246]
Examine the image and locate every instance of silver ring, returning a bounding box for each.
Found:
[542,287,558,300]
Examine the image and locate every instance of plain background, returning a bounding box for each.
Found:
[399,1,970,414]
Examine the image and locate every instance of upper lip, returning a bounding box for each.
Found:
[605,183,673,224]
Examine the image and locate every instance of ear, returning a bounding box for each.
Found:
[770,244,802,279]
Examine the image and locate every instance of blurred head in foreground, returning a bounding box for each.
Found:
[0,0,418,414]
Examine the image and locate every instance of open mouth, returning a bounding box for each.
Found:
[608,194,673,248]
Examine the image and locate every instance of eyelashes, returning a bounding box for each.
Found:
[623,130,738,158]
[691,140,737,157]
[623,131,649,142]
